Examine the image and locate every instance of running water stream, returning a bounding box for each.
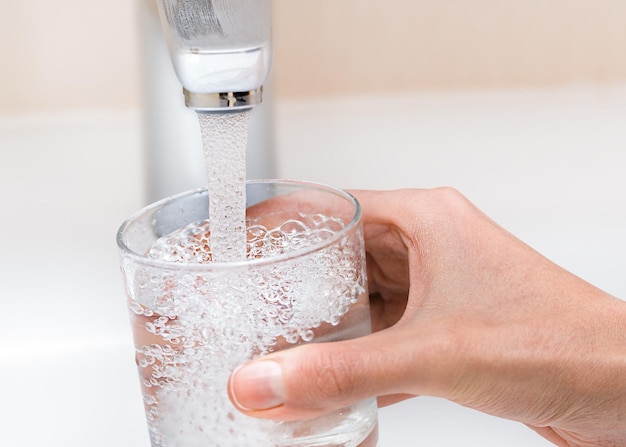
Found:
[129,110,378,447]
[197,111,250,262]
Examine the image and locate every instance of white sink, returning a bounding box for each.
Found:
[1,86,625,446]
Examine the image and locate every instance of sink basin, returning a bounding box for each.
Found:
[1,86,624,446]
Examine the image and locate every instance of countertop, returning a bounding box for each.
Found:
[1,86,625,446]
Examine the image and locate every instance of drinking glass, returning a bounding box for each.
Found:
[117,180,379,447]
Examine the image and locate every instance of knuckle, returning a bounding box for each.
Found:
[308,346,356,403]
[428,187,478,227]
[431,186,470,211]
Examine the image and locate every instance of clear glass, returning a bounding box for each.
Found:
[155,0,272,93]
[117,180,379,447]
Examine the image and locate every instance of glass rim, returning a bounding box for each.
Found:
[116,179,362,272]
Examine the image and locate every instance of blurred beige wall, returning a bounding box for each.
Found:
[0,0,140,114]
[273,0,626,98]
[1,0,626,114]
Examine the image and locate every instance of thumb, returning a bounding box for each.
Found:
[227,328,438,421]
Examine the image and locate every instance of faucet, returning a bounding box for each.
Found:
[155,0,272,111]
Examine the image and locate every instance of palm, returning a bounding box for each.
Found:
[362,223,411,333]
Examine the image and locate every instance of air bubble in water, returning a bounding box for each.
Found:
[131,212,367,446]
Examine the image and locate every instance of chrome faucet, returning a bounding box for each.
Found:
[155,0,272,111]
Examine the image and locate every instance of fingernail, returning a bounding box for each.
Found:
[229,360,285,411]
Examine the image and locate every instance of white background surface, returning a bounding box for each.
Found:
[1,86,625,446]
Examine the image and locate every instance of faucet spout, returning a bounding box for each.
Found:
[184,88,263,111]
[155,0,272,111]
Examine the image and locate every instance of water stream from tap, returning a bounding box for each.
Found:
[198,111,250,262]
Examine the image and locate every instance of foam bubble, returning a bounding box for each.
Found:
[147,212,348,263]
[129,214,368,446]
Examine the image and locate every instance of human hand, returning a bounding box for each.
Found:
[228,188,626,447]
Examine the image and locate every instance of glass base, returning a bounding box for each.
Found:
[360,423,379,447]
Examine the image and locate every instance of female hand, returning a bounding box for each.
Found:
[228,188,626,447]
